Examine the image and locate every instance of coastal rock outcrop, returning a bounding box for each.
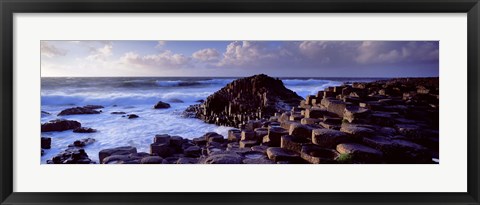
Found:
[154,101,171,109]
[58,107,101,116]
[184,74,303,128]
[47,148,94,164]
[41,119,81,132]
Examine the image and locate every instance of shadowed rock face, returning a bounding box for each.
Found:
[185,74,303,127]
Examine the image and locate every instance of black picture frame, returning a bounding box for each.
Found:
[1,0,479,204]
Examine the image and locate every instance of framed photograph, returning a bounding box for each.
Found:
[1,0,479,204]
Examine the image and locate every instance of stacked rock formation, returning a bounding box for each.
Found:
[184,74,303,127]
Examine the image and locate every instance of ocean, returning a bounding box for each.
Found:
[40,77,383,163]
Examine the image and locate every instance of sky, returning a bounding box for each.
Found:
[40,40,439,77]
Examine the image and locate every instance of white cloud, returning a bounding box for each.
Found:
[355,41,439,64]
[155,41,166,48]
[218,41,280,67]
[120,50,190,68]
[40,41,67,58]
[192,48,220,62]
[86,43,113,61]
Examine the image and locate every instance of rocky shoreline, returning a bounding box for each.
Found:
[41,74,439,164]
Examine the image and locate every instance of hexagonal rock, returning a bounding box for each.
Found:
[227,129,242,142]
[263,127,289,147]
[254,128,269,139]
[150,143,174,158]
[203,132,225,143]
[394,124,423,140]
[362,136,396,152]
[321,98,347,117]
[340,124,375,139]
[289,114,304,121]
[184,146,201,157]
[140,156,163,164]
[266,147,302,163]
[301,118,321,125]
[343,106,371,123]
[192,137,207,146]
[336,143,383,163]
[312,129,349,148]
[278,113,292,123]
[391,139,432,163]
[251,145,269,153]
[319,122,340,130]
[154,134,171,145]
[240,140,259,148]
[202,153,243,164]
[280,120,296,130]
[301,144,340,164]
[176,157,199,164]
[241,130,256,141]
[281,135,310,152]
[305,107,329,119]
[99,146,137,164]
[289,123,313,139]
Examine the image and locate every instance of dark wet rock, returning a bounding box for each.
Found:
[103,153,149,164]
[280,135,310,152]
[154,101,171,109]
[251,145,269,153]
[41,119,81,132]
[202,153,243,164]
[168,98,184,103]
[127,114,139,119]
[184,74,303,127]
[73,127,97,133]
[312,129,349,148]
[266,147,302,163]
[47,148,94,164]
[150,143,174,158]
[58,107,100,116]
[301,144,340,164]
[99,146,137,164]
[69,138,96,147]
[196,99,205,103]
[111,111,126,114]
[140,156,163,164]
[184,146,201,157]
[154,134,171,145]
[41,137,51,149]
[336,143,383,163]
[193,137,207,146]
[83,105,104,109]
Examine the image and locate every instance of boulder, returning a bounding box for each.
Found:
[203,132,225,143]
[150,143,174,158]
[312,129,349,148]
[99,146,137,164]
[111,111,126,114]
[154,101,171,109]
[58,107,100,116]
[241,130,256,141]
[305,107,330,119]
[41,119,81,132]
[336,143,383,163]
[266,147,302,163]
